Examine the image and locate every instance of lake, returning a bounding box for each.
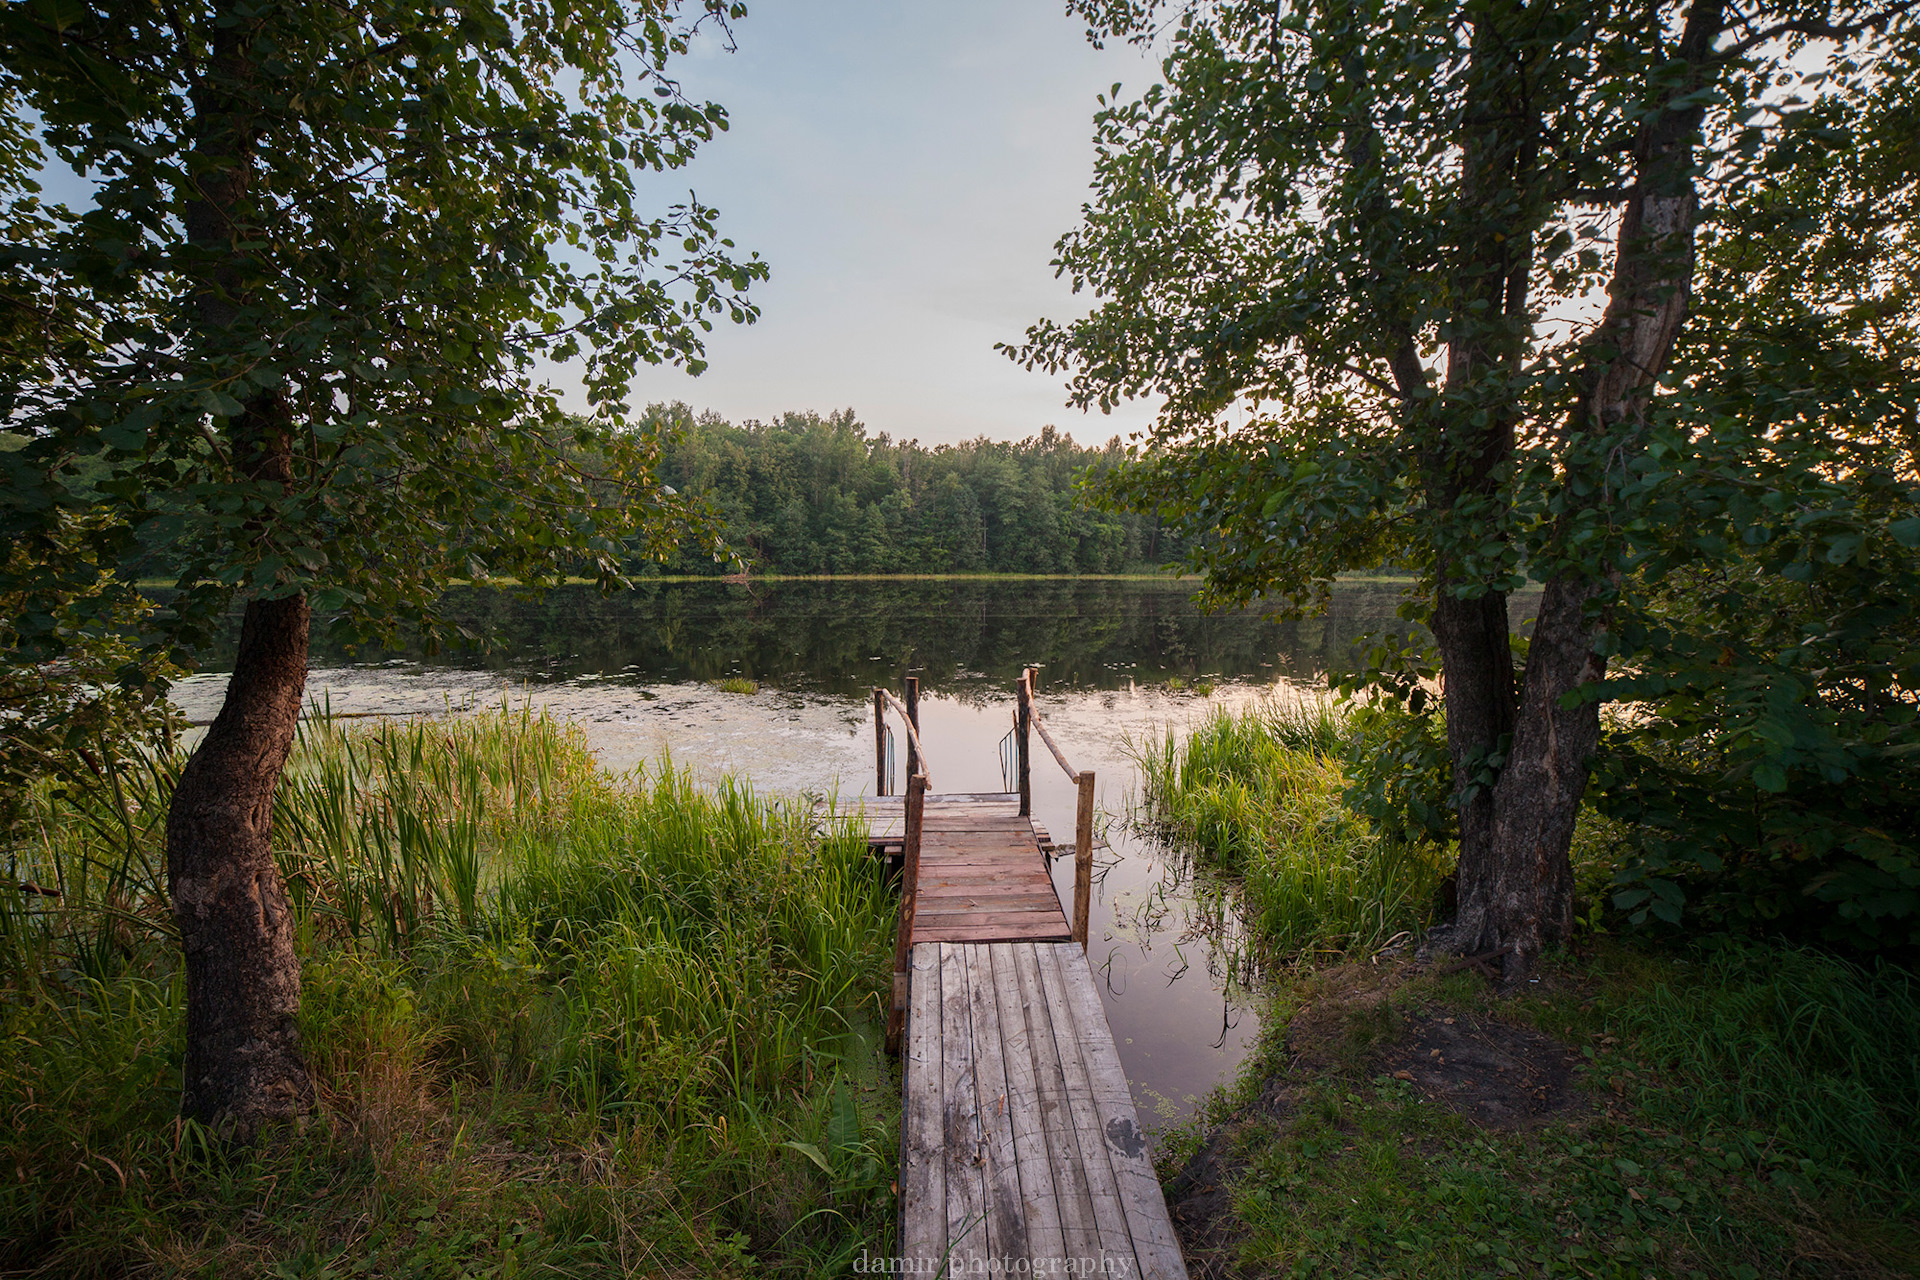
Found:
[170,576,1426,1129]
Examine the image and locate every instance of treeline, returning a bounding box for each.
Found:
[639,406,1186,575]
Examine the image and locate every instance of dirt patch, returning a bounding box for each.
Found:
[1162,961,1589,1275]
[1376,1013,1586,1130]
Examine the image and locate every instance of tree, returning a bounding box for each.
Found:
[1013,0,1918,976]
[1,0,763,1137]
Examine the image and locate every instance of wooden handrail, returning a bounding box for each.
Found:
[1017,668,1097,951]
[880,688,932,789]
[885,770,928,1054]
[1031,707,1078,783]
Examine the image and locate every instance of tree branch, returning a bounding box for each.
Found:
[1719,0,1920,60]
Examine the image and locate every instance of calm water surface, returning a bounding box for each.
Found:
[171,577,1425,1129]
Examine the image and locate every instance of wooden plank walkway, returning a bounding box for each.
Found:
[825,793,1072,943]
[821,793,1189,1280]
[903,942,1189,1280]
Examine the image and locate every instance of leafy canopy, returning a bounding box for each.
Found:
[1013,0,1920,946]
[0,0,765,668]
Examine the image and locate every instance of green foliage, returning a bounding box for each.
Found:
[1581,39,1920,951]
[0,519,182,844]
[1132,696,1450,960]
[0,0,762,667]
[648,406,1188,575]
[0,708,899,1274]
[1343,699,1455,850]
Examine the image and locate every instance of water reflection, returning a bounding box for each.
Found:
[170,577,1448,1131]
[187,576,1421,696]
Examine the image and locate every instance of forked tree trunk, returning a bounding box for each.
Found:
[1447,0,1726,980]
[167,589,315,1136]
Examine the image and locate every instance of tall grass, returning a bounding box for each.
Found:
[0,703,897,1277]
[1603,940,1920,1195]
[1132,695,1450,962]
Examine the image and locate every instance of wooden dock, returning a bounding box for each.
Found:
[834,793,1068,942]
[824,674,1190,1280]
[901,939,1188,1280]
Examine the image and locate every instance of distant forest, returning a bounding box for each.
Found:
[641,406,1187,576]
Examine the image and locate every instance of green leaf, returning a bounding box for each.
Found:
[781,1141,831,1176]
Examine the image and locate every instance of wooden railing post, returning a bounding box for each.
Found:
[886,770,929,1054]
[904,675,920,780]
[873,687,887,795]
[1016,669,1033,816]
[1072,770,1095,949]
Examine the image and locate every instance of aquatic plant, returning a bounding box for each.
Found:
[1132,695,1451,962]
[0,704,897,1275]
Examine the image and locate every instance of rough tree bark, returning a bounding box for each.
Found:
[165,9,316,1136]
[1453,0,1727,979]
[167,579,314,1136]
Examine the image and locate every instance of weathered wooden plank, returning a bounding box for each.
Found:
[917,894,1065,914]
[919,874,1052,890]
[1036,941,1139,1270]
[914,922,1072,940]
[831,793,1019,806]
[988,943,1068,1270]
[1011,941,1102,1264]
[913,923,1074,944]
[901,943,946,1267]
[920,843,1044,851]
[917,921,1082,940]
[919,821,1038,831]
[920,874,1056,889]
[1048,944,1190,1280]
[964,944,1031,1270]
[941,942,990,1267]
[921,859,1048,870]
[916,905,1065,921]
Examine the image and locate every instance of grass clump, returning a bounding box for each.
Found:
[1132,695,1449,961]
[0,704,897,1277]
[714,675,760,694]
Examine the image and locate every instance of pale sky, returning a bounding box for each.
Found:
[617,0,1164,446]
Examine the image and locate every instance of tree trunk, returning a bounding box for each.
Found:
[1424,8,1533,889]
[1448,576,1595,967]
[168,589,314,1137]
[1453,0,1727,979]
[1431,588,1517,858]
[166,8,316,1134]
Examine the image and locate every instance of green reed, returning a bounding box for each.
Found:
[0,702,899,1277]
[1132,695,1451,962]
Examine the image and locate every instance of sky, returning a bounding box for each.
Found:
[614,0,1165,447]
